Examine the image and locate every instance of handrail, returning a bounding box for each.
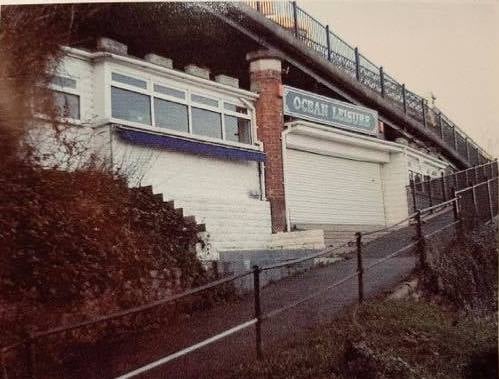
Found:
[242,1,493,163]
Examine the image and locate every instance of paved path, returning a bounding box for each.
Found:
[56,211,454,379]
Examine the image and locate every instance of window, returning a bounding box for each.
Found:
[51,75,77,89]
[154,84,185,100]
[53,90,80,120]
[154,98,188,132]
[192,108,222,139]
[111,86,151,125]
[191,94,218,108]
[224,103,248,114]
[224,115,251,144]
[109,70,254,146]
[112,73,147,89]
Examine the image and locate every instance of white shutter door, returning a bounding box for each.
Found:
[286,149,385,225]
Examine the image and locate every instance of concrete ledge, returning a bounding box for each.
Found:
[269,229,325,250]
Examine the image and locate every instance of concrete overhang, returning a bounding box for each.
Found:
[203,2,471,169]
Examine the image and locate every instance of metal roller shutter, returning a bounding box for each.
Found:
[286,149,386,226]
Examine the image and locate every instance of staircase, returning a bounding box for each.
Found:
[145,188,273,256]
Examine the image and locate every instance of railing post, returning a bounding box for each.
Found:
[470,181,478,222]
[441,172,447,201]
[26,334,36,379]
[1,349,8,379]
[452,125,457,151]
[379,66,385,97]
[256,1,261,12]
[355,232,364,304]
[292,1,298,38]
[252,265,263,360]
[427,180,433,212]
[438,113,444,140]
[410,179,417,213]
[486,178,494,221]
[354,47,360,81]
[421,98,427,128]
[415,211,426,269]
[325,25,331,61]
[465,138,470,162]
[451,188,459,221]
[402,84,407,113]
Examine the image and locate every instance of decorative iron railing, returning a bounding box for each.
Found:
[243,1,491,165]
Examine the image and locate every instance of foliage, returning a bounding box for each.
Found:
[421,223,498,313]
[231,300,497,379]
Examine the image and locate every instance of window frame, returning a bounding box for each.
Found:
[38,73,82,124]
[106,62,256,149]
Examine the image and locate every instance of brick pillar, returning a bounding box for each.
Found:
[247,50,286,233]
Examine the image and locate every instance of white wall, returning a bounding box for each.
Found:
[381,151,410,224]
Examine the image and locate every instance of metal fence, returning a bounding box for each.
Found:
[243,1,491,165]
[407,160,498,214]
[2,175,496,378]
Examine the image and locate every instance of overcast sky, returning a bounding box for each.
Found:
[300,0,499,159]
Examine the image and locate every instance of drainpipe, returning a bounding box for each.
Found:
[281,123,298,232]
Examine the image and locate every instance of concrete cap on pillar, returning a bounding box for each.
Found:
[246,49,283,73]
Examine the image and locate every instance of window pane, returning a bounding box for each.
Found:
[191,107,222,139]
[224,103,248,114]
[51,75,77,89]
[191,94,218,108]
[53,91,80,119]
[154,84,185,100]
[154,98,188,133]
[111,86,151,125]
[224,115,251,144]
[112,73,147,89]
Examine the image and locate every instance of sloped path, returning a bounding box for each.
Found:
[59,212,453,379]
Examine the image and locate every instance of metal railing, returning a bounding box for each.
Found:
[3,175,496,378]
[407,159,498,213]
[243,1,491,165]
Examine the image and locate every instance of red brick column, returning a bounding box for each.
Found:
[247,50,287,233]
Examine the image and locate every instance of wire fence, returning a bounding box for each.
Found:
[2,173,496,378]
[242,1,491,165]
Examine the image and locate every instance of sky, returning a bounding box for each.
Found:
[300,0,499,159]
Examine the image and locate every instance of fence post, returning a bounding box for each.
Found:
[379,66,385,97]
[415,211,426,269]
[325,25,331,61]
[402,84,407,114]
[451,126,457,151]
[252,265,263,360]
[292,1,298,37]
[438,113,444,140]
[474,165,479,184]
[355,232,364,304]
[469,182,478,222]
[1,349,8,379]
[410,179,417,213]
[486,179,494,221]
[451,188,459,220]
[441,172,447,201]
[427,180,433,212]
[421,99,427,128]
[26,334,36,379]
[256,1,261,12]
[354,47,360,81]
[465,138,469,162]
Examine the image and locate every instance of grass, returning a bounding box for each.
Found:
[230,299,497,379]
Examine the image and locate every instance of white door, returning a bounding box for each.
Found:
[286,149,386,226]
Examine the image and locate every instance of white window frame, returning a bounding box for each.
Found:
[33,73,82,125]
[104,60,258,150]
